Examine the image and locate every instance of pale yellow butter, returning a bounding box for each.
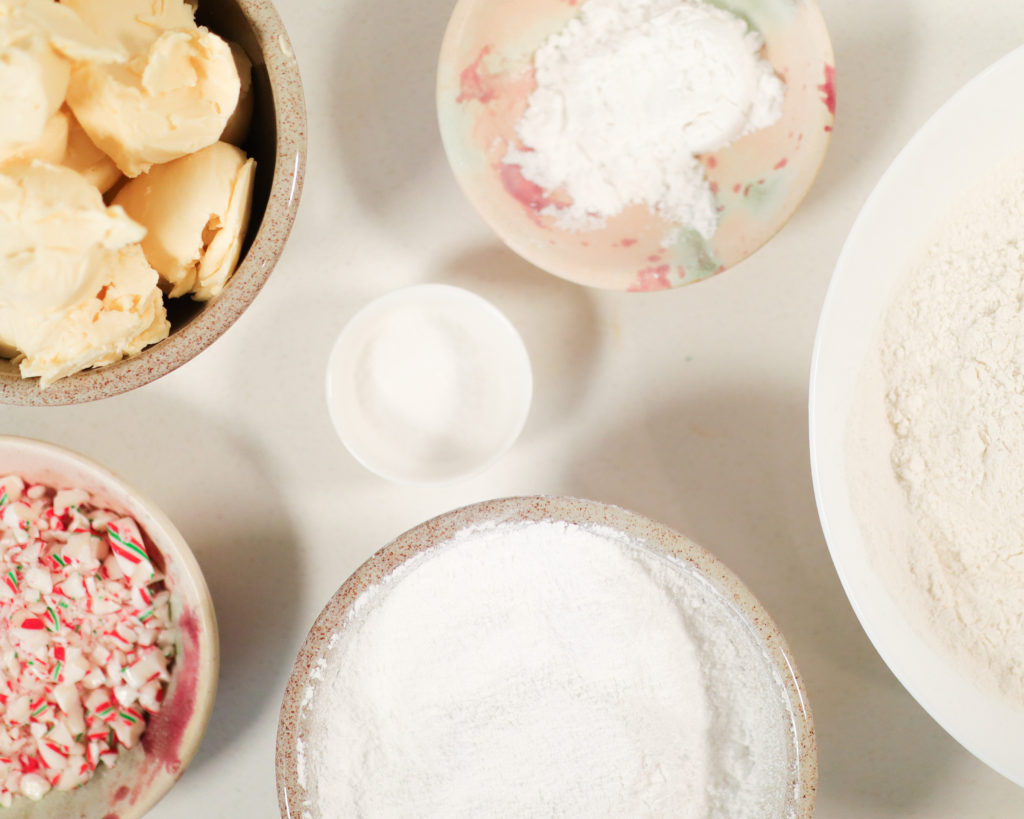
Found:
[61,109,122,194]
[65,0,241,177]
[114,141,255,301]
[0,0,124,162]
[1,109,70,167]
[0,161,168,386]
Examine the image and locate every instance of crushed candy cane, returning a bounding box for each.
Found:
[0,475,175,804]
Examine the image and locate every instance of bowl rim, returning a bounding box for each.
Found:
[0,434,220,816]
[0,0,308,407]
[275,495,817,818]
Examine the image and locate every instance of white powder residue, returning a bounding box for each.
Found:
[505,0,784,240]
[301,520,794,818]
[851,158,1024,706]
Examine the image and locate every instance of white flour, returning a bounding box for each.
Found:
[505,0,784,239]
[851,159,1024,705]
[299,520,794,818]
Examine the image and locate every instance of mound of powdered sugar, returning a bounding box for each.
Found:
[297,520,796,818]
[850,158,1024,706]
[504,0,784,240]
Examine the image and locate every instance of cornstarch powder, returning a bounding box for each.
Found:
[505,0,784,240]
[300,521,794,818]
[851,159,1024,706]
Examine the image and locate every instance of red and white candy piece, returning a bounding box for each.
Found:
[0,478,175,803]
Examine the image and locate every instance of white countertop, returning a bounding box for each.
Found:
[3,0,1024,815]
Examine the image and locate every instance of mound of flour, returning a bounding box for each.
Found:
[853,159,1024,705]
[298,520,795,818]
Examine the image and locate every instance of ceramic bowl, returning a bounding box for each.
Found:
[437,0,834,291]
[276,496,817,818]
[0,0,307,406]
[810,45,1024,787]
[325,284,533,484]
[0,436,219,818]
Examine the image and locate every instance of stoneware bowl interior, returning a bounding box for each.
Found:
[0,0,307,406]
[0,436,219,819]
[275,495,817,818]
[437,0,834,291]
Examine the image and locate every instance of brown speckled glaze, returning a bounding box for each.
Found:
[276,496,817,818]
[0,0,307,406]
[0,436,218,818]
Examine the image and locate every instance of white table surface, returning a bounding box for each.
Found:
[3,0,1024,815]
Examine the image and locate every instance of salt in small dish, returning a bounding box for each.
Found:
[325,284,533,484]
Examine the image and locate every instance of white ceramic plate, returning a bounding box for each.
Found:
[810,45,1024,785]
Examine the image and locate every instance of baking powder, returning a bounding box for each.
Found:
[300,521,793,817]
[505,0,784,239]
[851,158,1024,705]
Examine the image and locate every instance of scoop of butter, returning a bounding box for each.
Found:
[0,160,168,386]
[0,109,70,168]
[65,0,241,177]
[114,141,256,301]
[10,245,170,387]
[5,109,123,195]
[62,0,195,56]
[61,109,122,194]
[0,161,144,312]
[0,0,125,161]
[0,4,70,161]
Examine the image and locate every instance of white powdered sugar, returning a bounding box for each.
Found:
[851,158,1024,706]
[299,520,794,818]
[505,0,784,239]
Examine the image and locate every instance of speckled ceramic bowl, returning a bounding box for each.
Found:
[276,496,817,818]
[0,0,307,406]
[437,0,834,291]
[0,436,218,819]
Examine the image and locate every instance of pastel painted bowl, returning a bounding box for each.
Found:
[0,0,307,406]
[437,0,834,291]
[0,436,219,818]
[276,496,817,818]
